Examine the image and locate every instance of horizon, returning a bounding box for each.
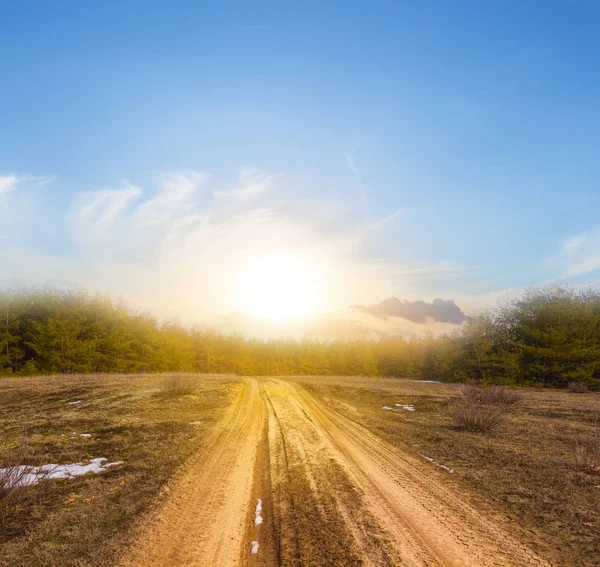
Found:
[2,1,600,339]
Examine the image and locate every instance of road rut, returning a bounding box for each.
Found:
[121,378,552,567]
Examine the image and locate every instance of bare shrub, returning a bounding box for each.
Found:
[456,384,520,405]
[573,422,600,471]
[568,382,589,394]
[484,385,521,405]
[158,374,199,397]
[453,403,506,432]
[456,383,484,404]
[0,442,48,525]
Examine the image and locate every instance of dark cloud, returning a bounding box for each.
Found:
[354,297,470,325]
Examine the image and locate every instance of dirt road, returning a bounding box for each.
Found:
[122,378,552,567]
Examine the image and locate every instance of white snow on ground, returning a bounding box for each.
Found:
[0,458,123,487]
[62,432,92,439]
[395,404,416,411]
[421,455,454,474]
[250,541,259,554]
[414,380,440,383]
[67,400,82,405]
[383,404,416,412]
[255,498,263,525]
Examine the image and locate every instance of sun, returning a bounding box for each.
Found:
[237,251,322,320]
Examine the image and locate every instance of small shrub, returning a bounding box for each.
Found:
[484,385,521,405]
[568,382,589,394]
[453,403,506,432]
[158,374,199,397]
[0,442,48,525]
[456,384,520,405]
[572,421,600,471]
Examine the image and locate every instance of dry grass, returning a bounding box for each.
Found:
[452,384,520,432]
[573,422,600,471]
[158,374,200,397]
[453,403,506,432]
[0,442,51,527]
[456,383,521,405]
[294,375,600,567]
[569,381,590,394]
[0,373,238,567]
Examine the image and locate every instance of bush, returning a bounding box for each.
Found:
[568,382,589,394]
[0,442,48,525]
[456,384,521,405]
[484,385,521,405]
[158,374,199,397]
[572,428,600,471]
[453,403,506,432]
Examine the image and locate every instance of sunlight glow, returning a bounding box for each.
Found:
[238,251,323,320]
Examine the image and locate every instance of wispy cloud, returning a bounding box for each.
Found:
[0,175,19,194]
[346,152,367,199]
[75,182,142,224]
[214,167,275,201]
[392,260,465,277]
[0,174,49,195]
[548,227,600,277]
[1,167,467,337]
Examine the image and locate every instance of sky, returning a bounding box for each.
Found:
[1,1,600,338]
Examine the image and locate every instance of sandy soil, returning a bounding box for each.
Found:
[121,378,553,567]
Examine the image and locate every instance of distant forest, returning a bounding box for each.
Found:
[1,286,600,389]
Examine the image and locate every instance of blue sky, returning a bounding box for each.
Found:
[1,1,600,335]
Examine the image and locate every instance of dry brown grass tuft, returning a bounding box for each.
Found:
[0,442,52,527]
[452,384,520,432]
[569,381,590,394]
[158,374,200,397]
[453,403,506,432]
[456,383,521,405]
[573,422,600,471]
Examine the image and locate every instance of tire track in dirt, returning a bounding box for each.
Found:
[281,379,553,567]
[262,380,403,567]
[121,379,264,567]
[260,383,301,567]
[122,377,554,567]
[241,383,279,567]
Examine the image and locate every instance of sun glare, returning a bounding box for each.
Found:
[238,251,322,320]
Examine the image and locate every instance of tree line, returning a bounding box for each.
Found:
[1,286,599,389]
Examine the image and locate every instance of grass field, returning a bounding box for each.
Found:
[0,373,237,567]
[1,373,599,566]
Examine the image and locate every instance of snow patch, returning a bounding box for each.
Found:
[0,458,123,487]
[250,541,259,554]
[255,498,263,525]
[79,434,92,438]
[67,400,82,405]
[383,404,416,412]
[421,455,454,474]
[414,380,440,384]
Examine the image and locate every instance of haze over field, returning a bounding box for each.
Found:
[2,1,600,339]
